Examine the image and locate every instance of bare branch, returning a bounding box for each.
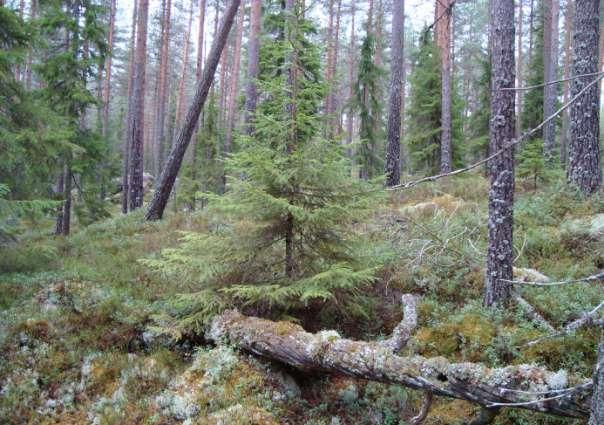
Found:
[514,294,556,332]
[386,73,604,192]
[503,272,604,287]
[499,71,604,92]
[379,294,418,353]
[410,391,433,425]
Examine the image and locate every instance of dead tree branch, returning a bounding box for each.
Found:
[208,310,592,419]
[379,294,418,353]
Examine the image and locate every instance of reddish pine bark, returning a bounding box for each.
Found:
[101,0,117,139]
[543,0,559,160]
[224,8,244,156]
[152,0,172,177]
[146,0,242,220]
[244,0,262,133]
[560,0,573,165]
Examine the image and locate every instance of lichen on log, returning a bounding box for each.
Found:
[208,310,592,419]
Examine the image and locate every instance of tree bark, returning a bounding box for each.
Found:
[244,0,261,134]
[384,0,405,187]
[54,170,64,236]
[122,0,139,214]
[224,7,244,157]
[543,0,560,161]
[128,0,149,211]
[484,0,516,307]
[568,0,602,195]
[101,0,117,139]
[560,0,573,166]
[208,310,592,419]
[345,0,356,159]
[589,329,604,425]
[435,0,454,173]
[173,3,194,142]
[146,0,242,221]
[516,0,524,138]
[61,164,72,236]
[24,0,37,90]
[152,0,172,178]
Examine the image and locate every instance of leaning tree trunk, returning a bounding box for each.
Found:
[208,310,592,419]
[543,0,559,161]
[244,0,262,134]
[435,0,453,174]
[128,0,149,211]
[146,0,242,221]
[384,0,405,187]
[567,0,602,195]
[484,0,516,307]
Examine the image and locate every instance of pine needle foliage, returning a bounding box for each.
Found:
[354,32,385,180]
[144,0,383,338]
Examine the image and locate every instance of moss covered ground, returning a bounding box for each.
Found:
[1,174,603,424]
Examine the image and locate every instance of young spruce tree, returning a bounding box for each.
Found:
[145,0,382,337]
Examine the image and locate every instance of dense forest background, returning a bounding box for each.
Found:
[2,0,604,423]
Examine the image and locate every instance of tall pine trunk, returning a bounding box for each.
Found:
[152,0,172,178]
[560,0,573,165]
[146,0,242,220]
[345,0,356,159]
[101,0,116,139]
[567,0,601,194]
[128,0,149,211]
[516,0,524,138]
[384,0,405,186]
[173,4,194,141]
[223,8,244,157]
[244,0,262,134]
[122,0,138,213]
[435,0,453,173]
[543,0,559,160]
[484,0,515,307]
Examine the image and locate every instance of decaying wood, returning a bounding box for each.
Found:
[209,310,592,419]
[379,294,417,353]
[409,391,432,425]
[514,294,556,332]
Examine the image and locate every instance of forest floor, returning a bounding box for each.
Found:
[1,173,603,425]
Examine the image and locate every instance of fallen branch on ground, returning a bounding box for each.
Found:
[503,272,604,287]
[208,309,592,419]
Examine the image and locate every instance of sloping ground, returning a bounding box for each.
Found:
[1,176,602,424]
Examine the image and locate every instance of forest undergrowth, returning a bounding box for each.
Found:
[1,174,603,424]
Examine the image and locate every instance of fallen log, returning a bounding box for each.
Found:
[208,309,592,419]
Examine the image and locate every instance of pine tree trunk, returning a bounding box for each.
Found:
[191,0,206,179]
[324,0,335,119]
[484,0,516,307]
[568,0,601,194]
[54,170,64,235]
[346,0,356,159]
[146,0,242,221]
[331,0,342,133]
[128,0,149,211]
[516,0,524,138]
[122,0,139,214]
[435,0,453,173]
[152,0,172,178]
[224,8,244,157]
[61,164,72,236]
[543,0,559,161]
[561,0,573,166]
[589,330,604,425]
[173,4,194,141]
[384,0,405,187]
[101,0,116,139]
[244,0,262,134]
[24,0,37,90]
